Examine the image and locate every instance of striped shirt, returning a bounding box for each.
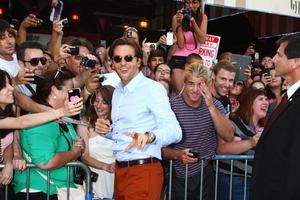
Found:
[170,95,225,177]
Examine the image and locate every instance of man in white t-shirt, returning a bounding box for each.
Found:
[0,19,20,77]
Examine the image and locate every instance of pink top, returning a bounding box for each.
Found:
[1,132,13,156]
[173,31,201,57]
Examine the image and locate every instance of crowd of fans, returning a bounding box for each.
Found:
[0,0,291,199]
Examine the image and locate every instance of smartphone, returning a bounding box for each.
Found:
[261,68,271,76]
[127,30,132,38]
[49,0,64,21]
[166,31,173,46]
[190,149,200,159]
[68,88,81,102]
[29,75,45,84]
[100,40,107,48]
[68,88,81,120]
[68,46,79,55]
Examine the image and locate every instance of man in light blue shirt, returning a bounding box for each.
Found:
[95,37,182,200]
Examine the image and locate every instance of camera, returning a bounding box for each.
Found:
[68,46,79,55]
[97,74,107,83]
[181,8,193,28]
[127,30,132,38]
[59,18,68,26]
[251,66,262,78]
[80,57,97,69]
[261,68,271,76]
[145,42,157,50]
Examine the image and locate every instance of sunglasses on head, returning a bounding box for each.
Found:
[234,81,244,86]
[113,55,136,63]
[23,57,47,66]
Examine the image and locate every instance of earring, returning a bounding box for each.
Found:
[52,95,57,99]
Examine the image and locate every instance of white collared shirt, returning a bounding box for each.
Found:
[110,72,182,161]
[287,79,300,99]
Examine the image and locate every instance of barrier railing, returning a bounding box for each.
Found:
[167,154,254,200]
[0,161,93,200]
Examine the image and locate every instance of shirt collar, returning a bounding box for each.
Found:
[287,79,300,99]
[116,71,144,93]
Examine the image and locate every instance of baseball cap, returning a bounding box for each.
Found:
[0,19,10,31]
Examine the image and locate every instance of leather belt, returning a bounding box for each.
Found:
[116,157,160,168]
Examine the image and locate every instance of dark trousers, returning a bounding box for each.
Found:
[168,162,215,200]
[16,192,58,200]
[0,184,16,200]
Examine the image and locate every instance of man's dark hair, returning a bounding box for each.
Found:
[108,37,143,60]
[276,33,300,59]
[16,41,44,61]
[63,36,94,53]
[186,53,203,65]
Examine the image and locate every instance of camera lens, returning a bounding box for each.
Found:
[80,57,96,69]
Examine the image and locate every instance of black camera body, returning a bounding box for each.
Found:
[181,8,193,28]
[251,66,262,78]
[80,57,97,69]
[68,46,79,55]
[97,74,107,83]
[261,68,271,76]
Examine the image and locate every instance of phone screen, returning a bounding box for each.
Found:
[68,88,81,102]
[68,88,81,120]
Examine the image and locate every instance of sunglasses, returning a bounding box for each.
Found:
[234,81,244,86]
[23,57,47,66]
[113,55,136,63]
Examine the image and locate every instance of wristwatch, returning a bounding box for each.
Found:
[145,132,156,144]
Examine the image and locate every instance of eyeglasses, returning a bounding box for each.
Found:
[23,57,47,66]
[112,55,136,63]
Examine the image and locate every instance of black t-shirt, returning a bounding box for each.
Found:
[214,95,231,113]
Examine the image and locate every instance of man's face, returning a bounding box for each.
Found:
[23,48,46,76]
[183,75,205,106]
[150,56,164,71]
[65,46,89,75]
[272,42,296,81]
[212,68,235,97]
[112,44,140,85]
[0,30,16,59]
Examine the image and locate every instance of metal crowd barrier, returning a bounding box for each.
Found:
[167,154,254,200]
[0,161,93,200]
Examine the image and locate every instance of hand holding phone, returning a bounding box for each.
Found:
[190,149,200,159]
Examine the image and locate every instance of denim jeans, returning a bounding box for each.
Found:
[217,172,251,200]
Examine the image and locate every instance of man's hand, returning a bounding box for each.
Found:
[19,14,40,29]
[124,132,151,152]
[13,67,34,85]
[52,20,64,36]
[200,82,214,108]
[84,73,100,94]
[176,149,198,164]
